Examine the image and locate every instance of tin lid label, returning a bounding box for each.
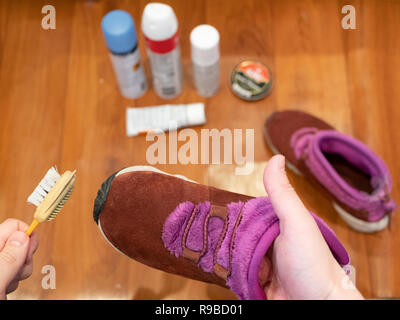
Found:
[230,60,272,101]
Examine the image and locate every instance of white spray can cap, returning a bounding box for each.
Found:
[190,24,220,66]
[141,3,178,41]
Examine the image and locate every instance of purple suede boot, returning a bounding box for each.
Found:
[264,110,396,233]
[94,166,350,300]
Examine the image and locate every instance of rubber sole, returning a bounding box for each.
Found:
[93,166,197,224]
[333,202,388,233]
[263,125,388,233]
[116,165,197,183]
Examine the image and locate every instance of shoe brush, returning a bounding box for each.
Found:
[26,167,76,236]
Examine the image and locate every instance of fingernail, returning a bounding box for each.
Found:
[9,231,28,247]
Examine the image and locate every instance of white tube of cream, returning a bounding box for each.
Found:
[126,103,206,137]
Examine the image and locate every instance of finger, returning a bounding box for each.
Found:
[25,232,39,264]
[0,231,30,293]
[5,280,19,295]
[258,255,273,288]
[0,219,29,251]
[17,260,34,281]
[6,260,34,294]
[264,155,315,228]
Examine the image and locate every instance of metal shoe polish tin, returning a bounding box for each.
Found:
[230,60,273,101]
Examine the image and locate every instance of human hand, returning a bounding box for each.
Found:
[260,154,363,300]
[0,219,39,299]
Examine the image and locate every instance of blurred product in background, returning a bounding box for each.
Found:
[126,103,206,137]
[230,60,273,101]
[142,3,183,99]
[101,10,147,99]
[190,24,220,97]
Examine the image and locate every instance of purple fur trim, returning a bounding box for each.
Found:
[227,197,277,299]
[186,202,210,251]
[198,217,224,272]
[162,196,350,300]
[216,201,244,269]
[161,201,194,257]
[291,128,397,221]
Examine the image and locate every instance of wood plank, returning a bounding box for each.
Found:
[0,0,398,299]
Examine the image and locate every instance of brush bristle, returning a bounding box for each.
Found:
[27,167,61,206]
[46,186,74,221]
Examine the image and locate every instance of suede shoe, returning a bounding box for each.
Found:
[264,110,396,233]
[93,166,350,299]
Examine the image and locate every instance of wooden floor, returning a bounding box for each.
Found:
[1,0,399,299]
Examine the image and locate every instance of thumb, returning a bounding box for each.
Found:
[263,155,315,230]
[0,231,29,292]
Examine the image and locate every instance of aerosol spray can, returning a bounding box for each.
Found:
[101,10,147,99]
[190,24,220,97]
[141,3,182,99]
